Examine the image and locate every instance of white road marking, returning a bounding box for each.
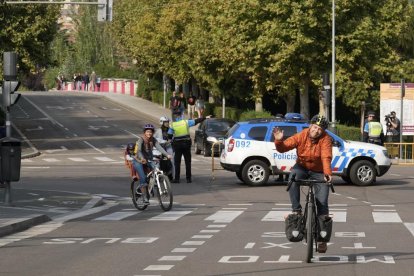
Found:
[245,242,255,249]
[372,212,402,223]
[159,256,186,261]
[149,211,193,221]
[373,209,396,212]
[228,203,253,206]
[261,211,287,222]
[42,158,60,162]
[94,157,115,162]
[346,197,357,200]
[205,210,243,223]
[45,146,68,153]
[182,241,205,246]
[22,167,51,169]
[83,140,105,153]
[403,223,414,237]
[191,235,213,239]
[21,159,34,163]
[371,204,395,207]
[144,265,174,271]
[68,157,88,162]
[362,201,372,204]
[93,211,138,221]
[330,211,347,222]
[171,248,197,253]
[207,224,227,228]
[200,230,220,233]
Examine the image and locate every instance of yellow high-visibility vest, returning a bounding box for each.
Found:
[172,120,190,137]
[368,122,382,138]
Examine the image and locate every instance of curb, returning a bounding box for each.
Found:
[0,214,51,238]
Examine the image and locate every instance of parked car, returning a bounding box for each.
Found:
[220,117,392,186]
[194,118,236,157]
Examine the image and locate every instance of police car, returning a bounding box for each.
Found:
[220,118,392,186]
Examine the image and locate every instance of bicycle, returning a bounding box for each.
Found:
[286,174,335,263]
[130,157,173,212]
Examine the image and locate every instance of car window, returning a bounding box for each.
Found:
[248,126,268,141]
[207,121,235,132]
[270,126,298,142]
[227,124,240,137]
[198,121,205,130]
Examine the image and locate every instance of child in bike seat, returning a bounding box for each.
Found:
[124,142,139,181]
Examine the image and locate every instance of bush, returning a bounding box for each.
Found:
[239,110,273,121]
[43,67,61,91]
[213,106,241,121]
[335,124,361,141]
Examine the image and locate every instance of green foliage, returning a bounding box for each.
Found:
[335,124,361,141]
[213,106,241,121]
[43,67,61,91]
[239,110,273,122]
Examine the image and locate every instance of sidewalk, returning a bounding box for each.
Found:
[0,90,192,238]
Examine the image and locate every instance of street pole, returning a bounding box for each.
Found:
[331,0,336,133]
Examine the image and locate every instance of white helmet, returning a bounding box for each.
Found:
[159,116,170,125]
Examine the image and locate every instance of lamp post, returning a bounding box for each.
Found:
[331,0,336,133]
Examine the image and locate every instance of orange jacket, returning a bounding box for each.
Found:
[274,128,332,175]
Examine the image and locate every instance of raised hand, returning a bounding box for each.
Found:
[273,127,284,141]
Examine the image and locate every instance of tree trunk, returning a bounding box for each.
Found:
[300,80,310,120]
[255,97,263,112]
[285,90,296,113]
[318,89,326,117]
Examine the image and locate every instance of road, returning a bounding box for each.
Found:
[0,92,413,276]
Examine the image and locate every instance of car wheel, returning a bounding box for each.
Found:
[241,160,270,186]
[204,143,212,157]
[349,160,376,186]
[194,141,201,154]
[341,176,351,183]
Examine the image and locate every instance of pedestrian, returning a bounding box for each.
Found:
[363,111,384,145]
[90,71,97,92]
[168,110,209,183]
[83,72,90,91]
[76,73,82,90]
[96,76,101,92]
[187,94,196,119]
[385,111,401,142]
[169,91,181,120]
[195,96,205,118]
[178,91,186,117]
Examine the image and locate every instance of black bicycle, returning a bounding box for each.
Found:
[131,158,173,212]
[286,174,335,263]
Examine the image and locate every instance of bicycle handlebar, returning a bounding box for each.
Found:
[286,174,335,193]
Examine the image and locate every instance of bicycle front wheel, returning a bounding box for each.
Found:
[306,203,314,263]
[130,180,148,211]
[156,174,173,211]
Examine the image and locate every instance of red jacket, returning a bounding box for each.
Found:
[274,128,332,175]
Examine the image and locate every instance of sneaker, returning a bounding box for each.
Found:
[142,194,150,205]
[317,242,327,253]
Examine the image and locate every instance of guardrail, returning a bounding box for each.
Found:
[384,142,414,163]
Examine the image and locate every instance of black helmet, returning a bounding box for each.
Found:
[310,114,329,129]
[367,111,375,117]
[127,143,135,150]
[143,123,155,132]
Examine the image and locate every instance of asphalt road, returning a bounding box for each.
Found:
[0,92,413,276]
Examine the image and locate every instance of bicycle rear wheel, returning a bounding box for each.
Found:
[306,203,314,263]
[130,180,148,210]
[156,174,173,211]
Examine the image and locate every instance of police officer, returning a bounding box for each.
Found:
[363,111,384,145]
[168,110,208,183]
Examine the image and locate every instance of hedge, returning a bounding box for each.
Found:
[239,110,273,121]
[335,124,361,141]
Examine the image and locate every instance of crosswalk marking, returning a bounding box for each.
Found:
[93,211,138,221]
[205,210,243,223]
[261,211,286,222]
[149,211,193,221]
[372,212,402,223]
[94,157,115,162]
[68,157,88,162]
[330,211,347,222]
[42,158,60,162]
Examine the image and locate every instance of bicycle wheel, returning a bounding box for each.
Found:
[130,180,148,210]
[306,202,314,263]
[156,174,173,211]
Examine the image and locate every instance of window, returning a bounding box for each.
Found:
[270,126,298,142]
[248,126,268,141]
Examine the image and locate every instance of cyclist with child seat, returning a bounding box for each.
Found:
[273,114,332,253]
[131,124,172,204]
[124,143,139,181]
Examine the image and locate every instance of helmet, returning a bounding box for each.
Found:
[143,123,155,132]
[367,111,376,117]
[127,143,135,150]
[310,114,329,129]
[159,116,170,125]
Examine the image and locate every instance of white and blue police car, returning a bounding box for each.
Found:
[220,118,392,186]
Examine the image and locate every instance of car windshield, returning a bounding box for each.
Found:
[207,121,235,132]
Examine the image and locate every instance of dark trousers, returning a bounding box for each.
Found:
[173,140,192,180]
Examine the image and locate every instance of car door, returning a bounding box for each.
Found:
[266,123,300,173]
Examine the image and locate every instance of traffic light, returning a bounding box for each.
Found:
[2,80,21,109]
[97,0,113,22]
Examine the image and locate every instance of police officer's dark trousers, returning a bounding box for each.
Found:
[173,139,192,181]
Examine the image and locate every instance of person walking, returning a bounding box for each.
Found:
[83,72,90,91]
[195,96,205,118]
[169,91,181,120]
[187,94,196,119]
[96,76,101,92]
[90,71,97,92]
[168,110,209,183]
[363,111,384,145]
